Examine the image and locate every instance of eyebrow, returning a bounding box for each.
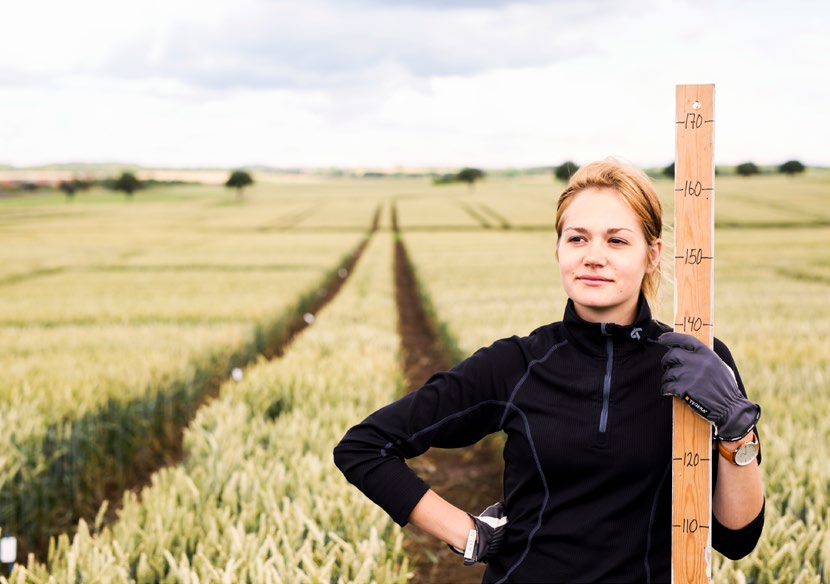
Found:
[562,227,636,234]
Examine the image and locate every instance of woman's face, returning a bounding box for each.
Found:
[557,187,661,325]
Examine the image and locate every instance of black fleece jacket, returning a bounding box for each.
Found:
[334,297,763,583]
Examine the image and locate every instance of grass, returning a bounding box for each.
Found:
[12,232,411,584]
[399,173,830,582]
[0,182,378,557]
[0,172,827,582]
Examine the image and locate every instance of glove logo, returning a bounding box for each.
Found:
[630,327,642,340]
[684,393,710,417]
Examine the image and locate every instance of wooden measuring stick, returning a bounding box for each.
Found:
[672,83,716,583]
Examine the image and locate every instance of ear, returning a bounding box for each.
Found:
[646,238,662,274]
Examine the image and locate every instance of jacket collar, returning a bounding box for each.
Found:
[562,294,654,357]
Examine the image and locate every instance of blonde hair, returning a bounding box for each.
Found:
[555,159,663,309]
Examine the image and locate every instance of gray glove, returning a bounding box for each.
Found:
[658,332,760,441]
[449,501,508,565]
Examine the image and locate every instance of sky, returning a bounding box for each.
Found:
[1,0,827,170]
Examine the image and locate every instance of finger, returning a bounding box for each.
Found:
[481,502,505,518]
[661,377,683,397]
[657,332,700,351]
[661,351,684,369]
[478,515,508,529]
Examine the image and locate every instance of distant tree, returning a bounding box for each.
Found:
[779,160,806,176]
[457,167,485,189]
[113,172,141,197]
[59,180,77,199]
[554,161,579,182]
[226,170,254,200]
[736,162,760,177]
[663,162,675,179]
[73,178,93,191]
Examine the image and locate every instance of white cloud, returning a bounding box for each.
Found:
[1,0,827,167]
[2,0,617,89]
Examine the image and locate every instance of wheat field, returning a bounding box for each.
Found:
[1,171,827,582]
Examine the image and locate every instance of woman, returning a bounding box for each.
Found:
[334,160,764,583]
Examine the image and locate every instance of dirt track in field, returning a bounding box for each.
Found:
[393,204,504,584]
[62,207,382,561]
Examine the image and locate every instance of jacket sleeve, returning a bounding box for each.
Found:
[711,338,765,559]
[333,337,523,526]
[712,499,765,560]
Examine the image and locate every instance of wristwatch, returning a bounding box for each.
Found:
[718,431,760,466]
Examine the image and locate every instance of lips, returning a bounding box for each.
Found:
[577,275,613,285]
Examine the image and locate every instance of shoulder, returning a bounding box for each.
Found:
[523,320,568,356]
[652,319,673,335]
[441,327,562,393]
[468,321,565,366]
[713,337,734,359]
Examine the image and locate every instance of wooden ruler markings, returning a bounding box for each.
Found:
[672,83,716,584]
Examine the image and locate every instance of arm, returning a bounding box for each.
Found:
[409,490,508,565]
[712,434,764,529]
[334,338,522,526]
[710,431,765,559]
[659,334,765,557]
[709,339,765,535]
[408,489,475,550]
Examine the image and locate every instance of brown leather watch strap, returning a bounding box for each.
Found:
[717,431,759,464]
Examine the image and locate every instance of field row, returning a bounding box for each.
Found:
[0,191,376,555]
[403,226,830,582]
[4,174,827,241]
[9,232,410,583]
[11,220,827,583]
[1,174,828,582]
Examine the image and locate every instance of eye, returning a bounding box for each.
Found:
[568,235,586,243]
[608,237,628,245]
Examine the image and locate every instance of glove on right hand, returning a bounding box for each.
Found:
[658,332,761,440]
[449,501,508,565]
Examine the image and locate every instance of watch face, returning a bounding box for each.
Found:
[734,442,758,466]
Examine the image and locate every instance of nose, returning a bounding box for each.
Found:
[583,241,607,267]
